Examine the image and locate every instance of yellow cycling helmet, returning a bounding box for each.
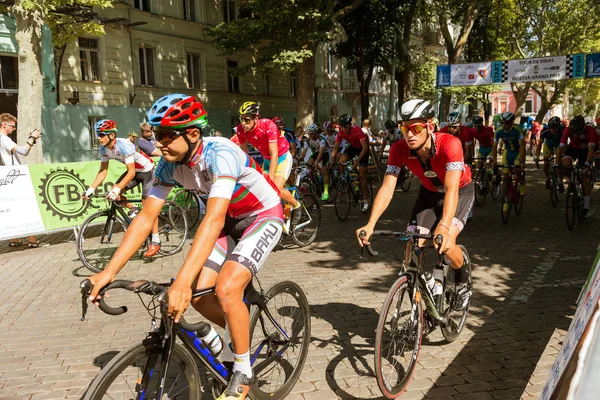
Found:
[239,101,260,117]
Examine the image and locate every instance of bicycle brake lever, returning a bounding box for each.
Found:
[80,279,93,321]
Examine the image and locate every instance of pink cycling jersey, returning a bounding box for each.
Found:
[236,118,290,157]
[335,125,367,148]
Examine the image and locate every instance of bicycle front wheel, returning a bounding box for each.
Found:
[84,342,201,400]
[291,193,321,247]
[173,190,203,230]
[514,184,524,215]
[158,200,189,256]
[566,185,577,230]
[474,169,487,206]
[77,211,129,273]
[500,184,511,224]
[248,281,311,400]
[374,274,422,399]
[399,170,412,192]
[334,181,351,222]
[440,245,472,343]
[549,174,559,208]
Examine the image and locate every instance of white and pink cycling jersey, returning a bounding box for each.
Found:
[150,137,281,218]
[100,138,154,173]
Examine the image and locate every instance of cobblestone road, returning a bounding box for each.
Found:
[0,163,598,399]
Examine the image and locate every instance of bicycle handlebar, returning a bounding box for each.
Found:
[358,230,443,258]
[80,279,207,332]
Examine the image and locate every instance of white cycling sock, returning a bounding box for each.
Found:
[151,233,160,243]
[584,196,591,209]
[218,324,234,363]
[233,350,253,378]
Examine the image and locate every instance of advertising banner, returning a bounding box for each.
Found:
[450,62,492,86]
[436,65,451,87]
[0,166,45,240]
[28,160,138,232]
[506,55,568,83]
[586,53,600,78]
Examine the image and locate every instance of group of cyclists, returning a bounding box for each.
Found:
[80,88,599,399]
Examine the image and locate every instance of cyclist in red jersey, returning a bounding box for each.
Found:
[440,112,474,165]
[357,99,474,310]
[555,115,596,218]
[236,101,302,224]
[330,114,371,211]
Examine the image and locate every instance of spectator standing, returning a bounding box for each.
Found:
[138,122,161,157]
[0,113,47,248]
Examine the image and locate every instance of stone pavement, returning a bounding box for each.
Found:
[0,163,598,399]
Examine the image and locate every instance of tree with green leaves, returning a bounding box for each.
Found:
[207,0,363,127]
[3,0,112,163]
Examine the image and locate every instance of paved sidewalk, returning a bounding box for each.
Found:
[0,165,597,399]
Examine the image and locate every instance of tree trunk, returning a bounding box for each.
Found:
[296,56,315,128]
[54,45,67,105]
[358,60,374,122]
[14,1,44,164]
[510,82,531,118]
[441,90,451,122]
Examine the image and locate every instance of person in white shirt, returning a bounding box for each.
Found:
[0,113,46,248]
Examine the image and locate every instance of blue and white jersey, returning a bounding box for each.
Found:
[100,138,154,172]
[150,137,281,218]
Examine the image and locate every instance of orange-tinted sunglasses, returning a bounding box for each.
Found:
[400,122,428,135]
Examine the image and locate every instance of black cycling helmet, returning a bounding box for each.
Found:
[548,116,561,128]
[384,119,396,129]
[500,111,516,122]
[472,116,484,126]
[570,115,585,133]
[398,99,435,121]
[339,114,352,126]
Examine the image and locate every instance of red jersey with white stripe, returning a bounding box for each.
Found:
[100,138,154,172]
[335,125,367,148]
[472,126,494,148]
[150,137,281,218]
[386,133,472,193]
[560,125,596,149]
[235,118,289,157]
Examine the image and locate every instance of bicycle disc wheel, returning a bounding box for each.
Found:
[291,193,321,247]
[77,211,129,273]
[248,281,311,400]
[173,190,203,230]
[84,342,201,400]
[334,181,351,222]
[440,245,472,343]
[374,274,422,399]
[566,186,577,230]
[500,186,511,224]
[158,200,188,255]
[399,170,412,192]
[549,175,559,209]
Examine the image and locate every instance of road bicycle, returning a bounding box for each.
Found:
[359,230,472,399]
[561,165,586,230]
[397,165,413,192]
[281,165,321,247]
[498,164,525,224]
[472,157,501,205]
[334,162,374,222]
[79,275,310,399]
[172,187,206,231]
[77,196,188,273]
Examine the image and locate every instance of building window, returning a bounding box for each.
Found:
[290,71,297,98]
[263,72,271,96]
[139,47,156,86]
[79,38,101,82]
[0,55,18,90]
[327,48,334,75]
[222,0,235,22]
[187,53,201,89]
[525,98,533,114]
[88,116,106,150]
[345,67,356,78]
[183,0,195,21]
[227,60,239,93]
[134,0,151,11]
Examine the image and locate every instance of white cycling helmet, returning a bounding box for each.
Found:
[305,123,318,133]
[398,99,436,121]
[447,112,461,126]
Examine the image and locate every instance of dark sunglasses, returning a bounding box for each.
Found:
[153,128,186,145]
[96,132,110,138]
[240,116,254,124]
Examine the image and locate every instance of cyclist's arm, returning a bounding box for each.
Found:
[289,141,297,158]
[490,142,498,164]
[268,142,278,179]
[239,142,248,154]
[535,138,543,158]
[465,143,474,165]
[358,139,369,162]
[555,145,565,163]
[587,142,595,164]
[90,161,109,189]
[114,162,136,191]
[438,170,461,230]
[330,142,340,163]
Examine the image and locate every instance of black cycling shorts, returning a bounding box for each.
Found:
[118,169,154,199]
[344,145,370,166]
[564,147,588,166]
[407,183,475,234]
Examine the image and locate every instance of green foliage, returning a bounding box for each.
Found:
[443,84,502,105]
[409,52,439,100]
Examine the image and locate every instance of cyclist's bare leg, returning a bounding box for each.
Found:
[141,197,159,235]
[190,267,225,327]
[274,175,298,207]
[359,165,368,202]
[338,153,349,176]
[444,225,464,270]
[321,165,329,185]
[215,260,252,356]
[543,157,550,179]
[562,156,574,183]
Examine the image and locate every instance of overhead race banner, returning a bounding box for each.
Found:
[437,53,586,87]
[586,53,600,78]
[0,166,45,240]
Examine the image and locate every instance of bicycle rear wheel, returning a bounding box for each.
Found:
[77,211,129,273]
[549,174,559,208]
[514,184,524,215]
[399,169,412,192]
[374,274,422,399]
[291,193,320,247]
[248,281,311,400]
[440,245,472,343]
[474,169,487,206]
[490,173,501,199]
[566,185,577,230]
[334,181,351,222]
[173,189,204,230]
[158,200,189,256]
[84,342,201,400]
